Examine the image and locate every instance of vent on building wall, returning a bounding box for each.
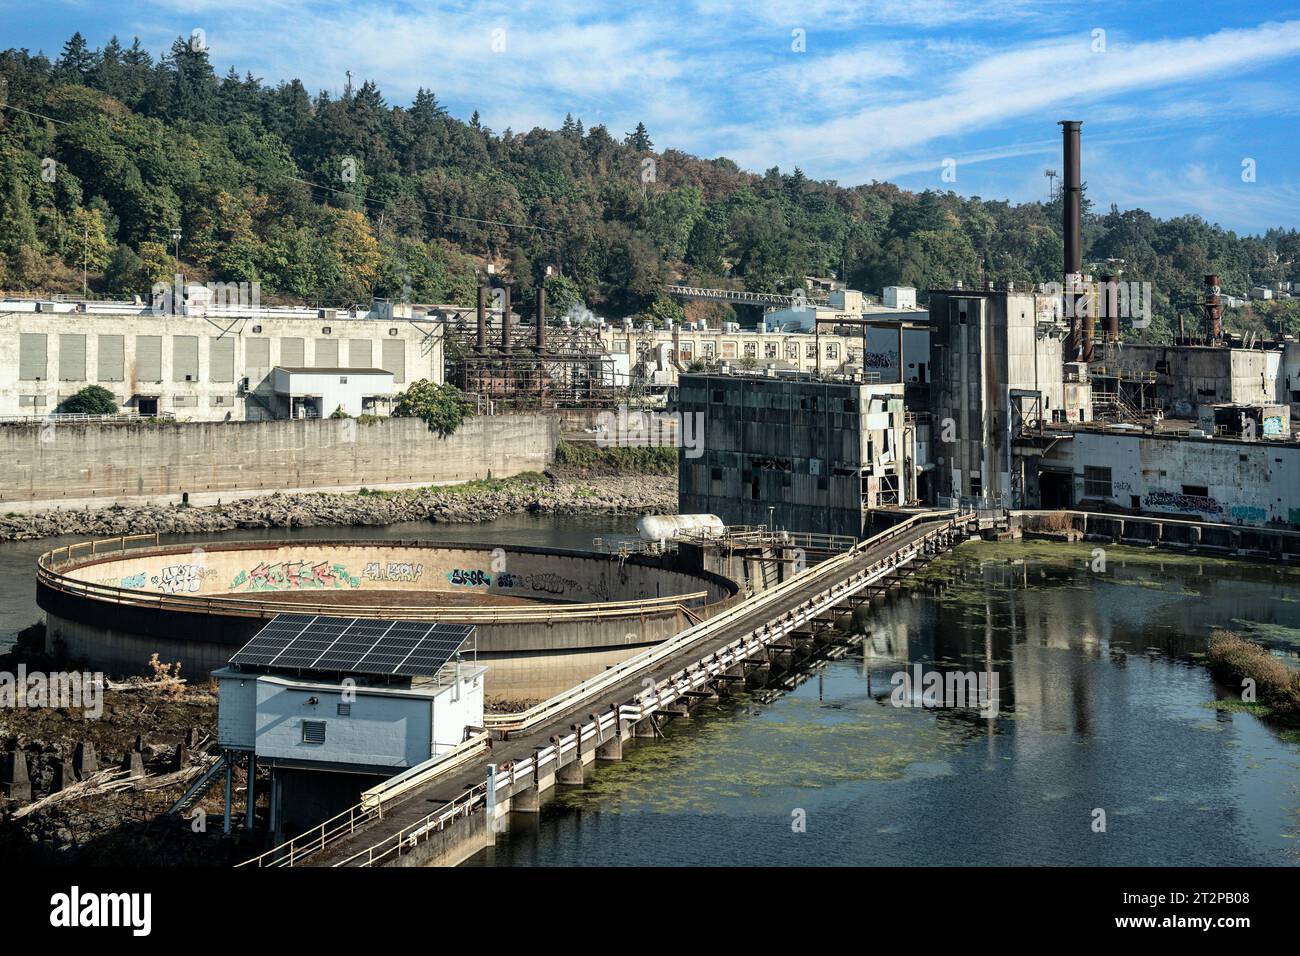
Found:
[336,703,351,716]
[302,720,326,745]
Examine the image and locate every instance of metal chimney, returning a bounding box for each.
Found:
[1204,274,1222,344]
[476,285,488,353]
[1060,120,1083,359]
[535,285,546,351]
[500,285,512,352]
[1100,274,1119,342]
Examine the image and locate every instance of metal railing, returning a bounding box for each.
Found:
[234,509,974,868]
[483,511,965,736]
[238,734,493,867]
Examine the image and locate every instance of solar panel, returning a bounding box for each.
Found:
[229,614,474,678]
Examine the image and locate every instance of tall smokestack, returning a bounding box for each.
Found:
[1101,274,1119,343]
[1204,274,1222,344]
[535,285,546,351]
[476,285,487,353]
[500,285,512,352]
[1060,120,1083,360]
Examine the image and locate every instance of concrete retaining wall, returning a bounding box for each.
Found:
[1,414,558,511]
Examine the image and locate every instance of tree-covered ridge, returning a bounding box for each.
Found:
[2,32,1299,342]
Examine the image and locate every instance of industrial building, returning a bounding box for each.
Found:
[214,613,484,840]
[927,283,1091,505]
[443,284,622,408]
[604,286,931,399]
[1027,424,1300,525]
[676,370,916,536]
[0,295,442,421]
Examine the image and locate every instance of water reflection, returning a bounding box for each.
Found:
[471,541,1300,867]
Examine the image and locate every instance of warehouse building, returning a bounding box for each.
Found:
[0,297,442,421]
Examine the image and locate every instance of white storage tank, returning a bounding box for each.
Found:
[638,514,727,543]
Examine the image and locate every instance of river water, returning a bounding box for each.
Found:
[4,519,1297,865]
[469,537,1300,867]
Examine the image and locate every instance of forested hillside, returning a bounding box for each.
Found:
[3,32,1299,343]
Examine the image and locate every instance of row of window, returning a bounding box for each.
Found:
[15,333,408,384]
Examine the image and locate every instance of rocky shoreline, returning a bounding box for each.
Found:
[0,473,678,542]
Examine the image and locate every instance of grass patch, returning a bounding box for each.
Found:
[1206,629,1300,718]
[553,440,676,476]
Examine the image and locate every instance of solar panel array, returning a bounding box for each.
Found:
[230,613,474,678]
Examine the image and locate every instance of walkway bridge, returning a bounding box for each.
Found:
[238,511,977,868]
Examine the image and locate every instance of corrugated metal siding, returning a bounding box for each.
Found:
[348,339,373,368]
[210,336,235,382]
[58,333,87,381]
[315,338,339,367]
[19,333,47,381]
[245,337,270,367]
[173,335,199,381]
[97,334,124,381]
[381,339,405,383]
[280,337,304,367]
[136,335,162,382]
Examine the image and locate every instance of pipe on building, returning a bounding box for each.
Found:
[476,285,488,353]
[1060,120,1083,360]
[500,285,512,352]
[535,285,546,351]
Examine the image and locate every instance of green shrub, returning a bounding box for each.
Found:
[58,385,118,415]
[393,380,471,437]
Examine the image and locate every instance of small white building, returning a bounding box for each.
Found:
[213,614,483,840]
[271,366,396,418]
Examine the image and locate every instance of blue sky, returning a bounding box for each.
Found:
[4,0,1300,233]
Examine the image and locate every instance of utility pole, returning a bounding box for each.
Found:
[82,219,88,298]
[1044,169,1057,203]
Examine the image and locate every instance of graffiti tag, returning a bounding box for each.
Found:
[447,568,491,587]
[495,571,580,596]
[1143,491,1223,515]
[230,560,361,592]
[363,562,424,583]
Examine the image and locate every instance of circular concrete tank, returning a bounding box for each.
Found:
[37,536,741,701]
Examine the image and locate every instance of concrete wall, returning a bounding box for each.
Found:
[1039,429,1300,527]
[1,414,558,510]
[0,307,442,421]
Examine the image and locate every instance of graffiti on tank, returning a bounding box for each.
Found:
[447,568,491,587]
[1143,491,1223,515]
[151,563,214,594]
[1263,416,1284,437]
[96,571,147,588]
[1230,505,1267,522]
[363,561,424,583]
[230,560,361,592]
[495,571,581,596]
